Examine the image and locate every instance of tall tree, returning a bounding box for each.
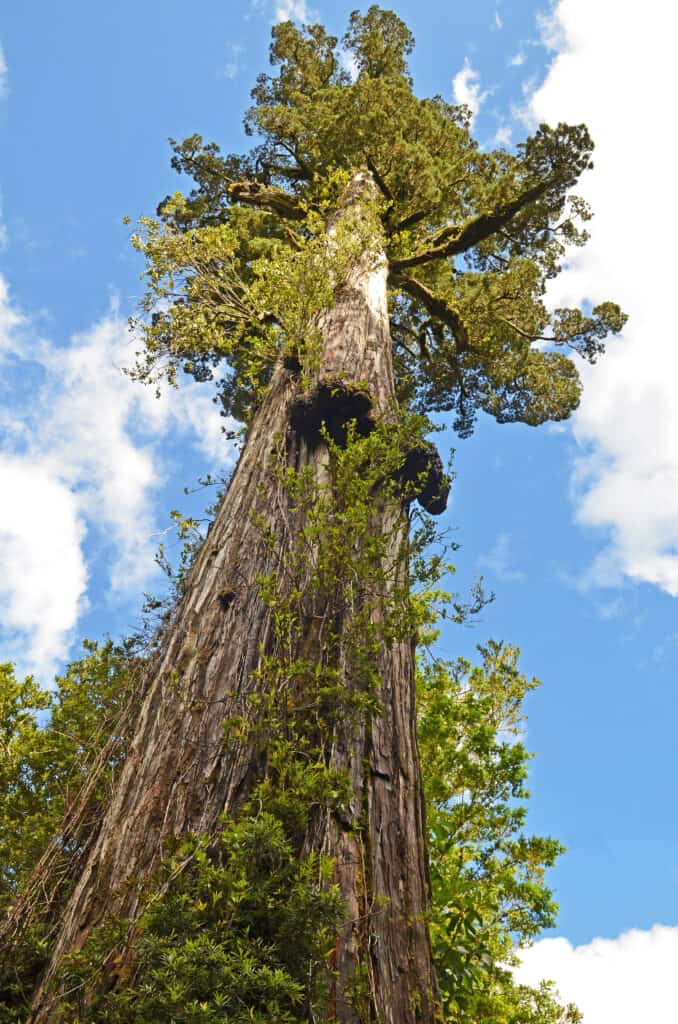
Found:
[15,8,624,1022]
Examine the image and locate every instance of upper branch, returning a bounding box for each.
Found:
[227,180,307,220]
[365,155,394,203]
[389,177,557,272]
[390,271,469,351]
[390,210,429,234]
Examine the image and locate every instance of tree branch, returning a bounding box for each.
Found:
[390,272,469,352]
[392,333,419,361]
[389,177,557,271]
[390,210,429,234]
[366,155,394,202]
[285,226,305,251]
[227,180,307,220]
[261,162,310,182]
[278,140,314,181]
[496,315,551,342]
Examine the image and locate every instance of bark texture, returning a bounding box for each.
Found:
[29,171,441,1023]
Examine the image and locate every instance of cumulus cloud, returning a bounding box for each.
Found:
[515,925,678,1024]
[0,457,87,675]
[0,278,234,678]
[526,0,678,594]
[452,59,488,126]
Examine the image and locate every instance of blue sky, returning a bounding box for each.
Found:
[1,2,677,1019]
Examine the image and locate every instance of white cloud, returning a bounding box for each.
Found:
[515,925,678,1024]
[0,275,23,348]
[0,42,7,99]
[594,595,625,621]
[338,47,359,82]
[477,532,527,583]
[218,43,244,81]
[526,0,678,594]
[494,124,512,147]
[0,277,235,678]
[274,0,310,23]
[536,8,568,53]
[0,456,87,676]
[510,50,526,66]
[453,59,488,126]
[249,0,314,25]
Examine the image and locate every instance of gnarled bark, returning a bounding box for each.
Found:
[28,171,441,1024]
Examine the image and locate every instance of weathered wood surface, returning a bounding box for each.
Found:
[29,171,440,1024]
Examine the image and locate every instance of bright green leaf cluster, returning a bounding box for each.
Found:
[418,641,578,1023]
[56,815,343,1024]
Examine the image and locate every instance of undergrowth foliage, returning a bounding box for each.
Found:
[55,818,343,1024]
[0,643,140,1023]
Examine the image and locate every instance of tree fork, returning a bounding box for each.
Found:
[27,171,442,1023]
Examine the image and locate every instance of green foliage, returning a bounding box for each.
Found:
[0,643,135,1020]
[418,640,577,1022]
[0,666,51,908]
[0,643,133,914]
[57,815,343,1023]
[129,6,626,435]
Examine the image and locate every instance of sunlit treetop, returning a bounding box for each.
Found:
[131,5,626,435]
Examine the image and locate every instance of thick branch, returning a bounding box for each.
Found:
[390,272,469,351]
[260,161,310,182]
[227,179,307,220]
[391,210,429,234]
[278,140,315,181]
[366,155,393,203]
[390,177,557,271]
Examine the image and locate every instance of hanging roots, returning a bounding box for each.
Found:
[288,380,375,449]
[396,443,450,515]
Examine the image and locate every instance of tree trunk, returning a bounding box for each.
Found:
[29,171,441,1023]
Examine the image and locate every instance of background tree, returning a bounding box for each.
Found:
[3,7,623,1022]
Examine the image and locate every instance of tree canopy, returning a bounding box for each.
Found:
[130,5,625,435]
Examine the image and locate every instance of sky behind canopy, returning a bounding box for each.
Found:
[1,2,677,1019]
